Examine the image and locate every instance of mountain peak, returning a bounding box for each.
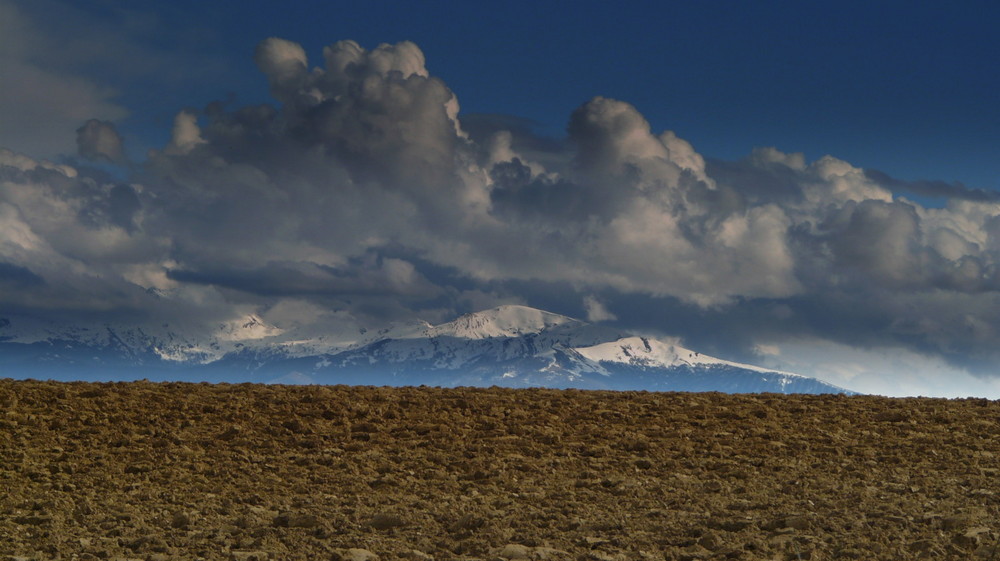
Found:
[575,335,806,377]
[429,305,580,339]
[0,305,854,393]
[216,314,284,342]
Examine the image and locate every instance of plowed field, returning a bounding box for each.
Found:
[1,380,998,560]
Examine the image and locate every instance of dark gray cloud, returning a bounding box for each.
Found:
[76,119,125,164]
[166,254,440,299]
[864,168,1000,203]
[0,261,44,287]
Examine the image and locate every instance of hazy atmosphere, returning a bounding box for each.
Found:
[2,0,999,397]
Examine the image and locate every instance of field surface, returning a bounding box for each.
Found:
[1,380,998,560]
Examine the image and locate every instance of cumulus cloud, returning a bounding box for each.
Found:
[0,148,169,313]
[76,119,125,163]
[254,37,309,102]
[5,35,1000,392]
[163,111,207,156]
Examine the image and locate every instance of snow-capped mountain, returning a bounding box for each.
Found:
[0,305,854,394]
[428,306,578,339]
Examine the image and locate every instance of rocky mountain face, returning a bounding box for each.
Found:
[0,305,854,394]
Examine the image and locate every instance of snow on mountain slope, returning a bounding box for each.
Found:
[0,315,113,346]
[0,304,855,393]
[303,308,854,393]
[424,305,580,339]
[0,305,587,364]
[216,315,284,342]
[575,336,806,377]
[0,309,376,363]
[327,306,614,371]
[333,309,783,379]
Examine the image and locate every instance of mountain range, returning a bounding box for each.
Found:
[0,305,853,394]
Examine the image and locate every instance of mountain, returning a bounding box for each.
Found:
[0,305,854,394]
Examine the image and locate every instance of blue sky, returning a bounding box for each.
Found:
[3,0,1000,397]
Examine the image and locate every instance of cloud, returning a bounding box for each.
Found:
[163,111,207,156]
[254,37,309,102]
[0,0,250,162]
[864,168,1000,203]
[76,119,125,163]
[0,261,45,288]
[756,337,1000,399]
[166,255,440,300]
[4,34,1000,395]
[583,295,617,322]
[0,148,171,316]
[0,1,128,158]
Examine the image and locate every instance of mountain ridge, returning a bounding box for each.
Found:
[0,305,855,394]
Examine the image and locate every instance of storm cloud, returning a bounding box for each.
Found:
[3,36,1000,393]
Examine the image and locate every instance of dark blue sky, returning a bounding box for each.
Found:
[44,0,999,190]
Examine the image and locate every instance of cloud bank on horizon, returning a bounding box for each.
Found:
[3,23,1000,396]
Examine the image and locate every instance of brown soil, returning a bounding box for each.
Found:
[1,379,998,560]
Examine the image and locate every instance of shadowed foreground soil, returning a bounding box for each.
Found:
[1,380,998,561]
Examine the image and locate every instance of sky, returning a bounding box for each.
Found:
[2,0,1000,397]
